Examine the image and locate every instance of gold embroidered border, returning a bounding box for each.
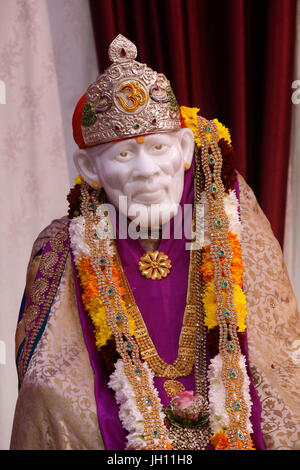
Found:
[18,228,69,385]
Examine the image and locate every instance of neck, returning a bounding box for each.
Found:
[137,226,161,252]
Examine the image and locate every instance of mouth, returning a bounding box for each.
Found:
[132,189,165,204]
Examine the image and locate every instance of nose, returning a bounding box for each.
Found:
[131,147,160,180]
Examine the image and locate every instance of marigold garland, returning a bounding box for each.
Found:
[203,280,248,332]
[76,256,135,348]
[180,106,232,147]
[200,232,244,287]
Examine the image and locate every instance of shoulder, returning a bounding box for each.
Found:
[29,216,69,263]
[25,216,69,294]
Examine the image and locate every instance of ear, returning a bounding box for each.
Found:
[177,128,195,166]
[73,149,101,188]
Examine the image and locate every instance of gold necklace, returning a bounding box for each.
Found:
[114,242,198,397]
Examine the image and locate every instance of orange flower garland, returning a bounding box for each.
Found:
[76,256,135,349]
[200,232,244,287]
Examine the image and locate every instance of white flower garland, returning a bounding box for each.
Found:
[207,353,253,435]
[108,359,168,450]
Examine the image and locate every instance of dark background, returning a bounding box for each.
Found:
[89,0,297,246]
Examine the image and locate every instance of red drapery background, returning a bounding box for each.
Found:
[89,0,297,246]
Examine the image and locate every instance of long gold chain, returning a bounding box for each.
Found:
[115,251,197,380]
[80,183,170,449]
[197,116,251,450]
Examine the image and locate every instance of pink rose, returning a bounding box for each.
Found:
[171,390,203,421]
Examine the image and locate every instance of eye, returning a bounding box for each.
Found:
[120,151,128,157]
[150,143,169,153]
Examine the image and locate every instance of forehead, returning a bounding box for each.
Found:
[89,131,180,157]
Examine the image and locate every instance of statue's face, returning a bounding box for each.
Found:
[81,129,194,228]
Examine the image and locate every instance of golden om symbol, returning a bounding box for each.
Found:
[118,82,147,111]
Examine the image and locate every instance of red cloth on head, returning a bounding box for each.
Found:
[72,93,186,149]
[72,93,88,149]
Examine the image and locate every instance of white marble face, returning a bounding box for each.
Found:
[74,128,194,228]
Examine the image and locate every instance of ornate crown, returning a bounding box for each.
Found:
[81,34,182,146]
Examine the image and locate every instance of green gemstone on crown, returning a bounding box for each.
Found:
[166,87,179,112]
[214,219,221,227]
[81,103,97,127]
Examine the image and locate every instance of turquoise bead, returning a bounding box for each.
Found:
[204,126,211,132]
[116,314,122,322]
[229,369,236,379]
[107,287,114,296]
[233,401,241,411]
[224,309,230,319]
[218,248,225,257]
[126,343,133,351]
[214,219,221,227]
[221,279,228,289]
[210,184,217,194]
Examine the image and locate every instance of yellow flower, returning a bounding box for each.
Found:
[203,280,248,332]
[180,106,232,148]
[75,174,83,185]
[180,106,201,147]
[213,119,232,145]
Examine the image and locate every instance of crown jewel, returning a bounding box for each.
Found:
[81,34,181,146]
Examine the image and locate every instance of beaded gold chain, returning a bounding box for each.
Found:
[197,117,251,449]
[80,182,170,450]
[115,251,197,383]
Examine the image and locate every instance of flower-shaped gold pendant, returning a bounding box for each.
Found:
[138,250,171,280]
